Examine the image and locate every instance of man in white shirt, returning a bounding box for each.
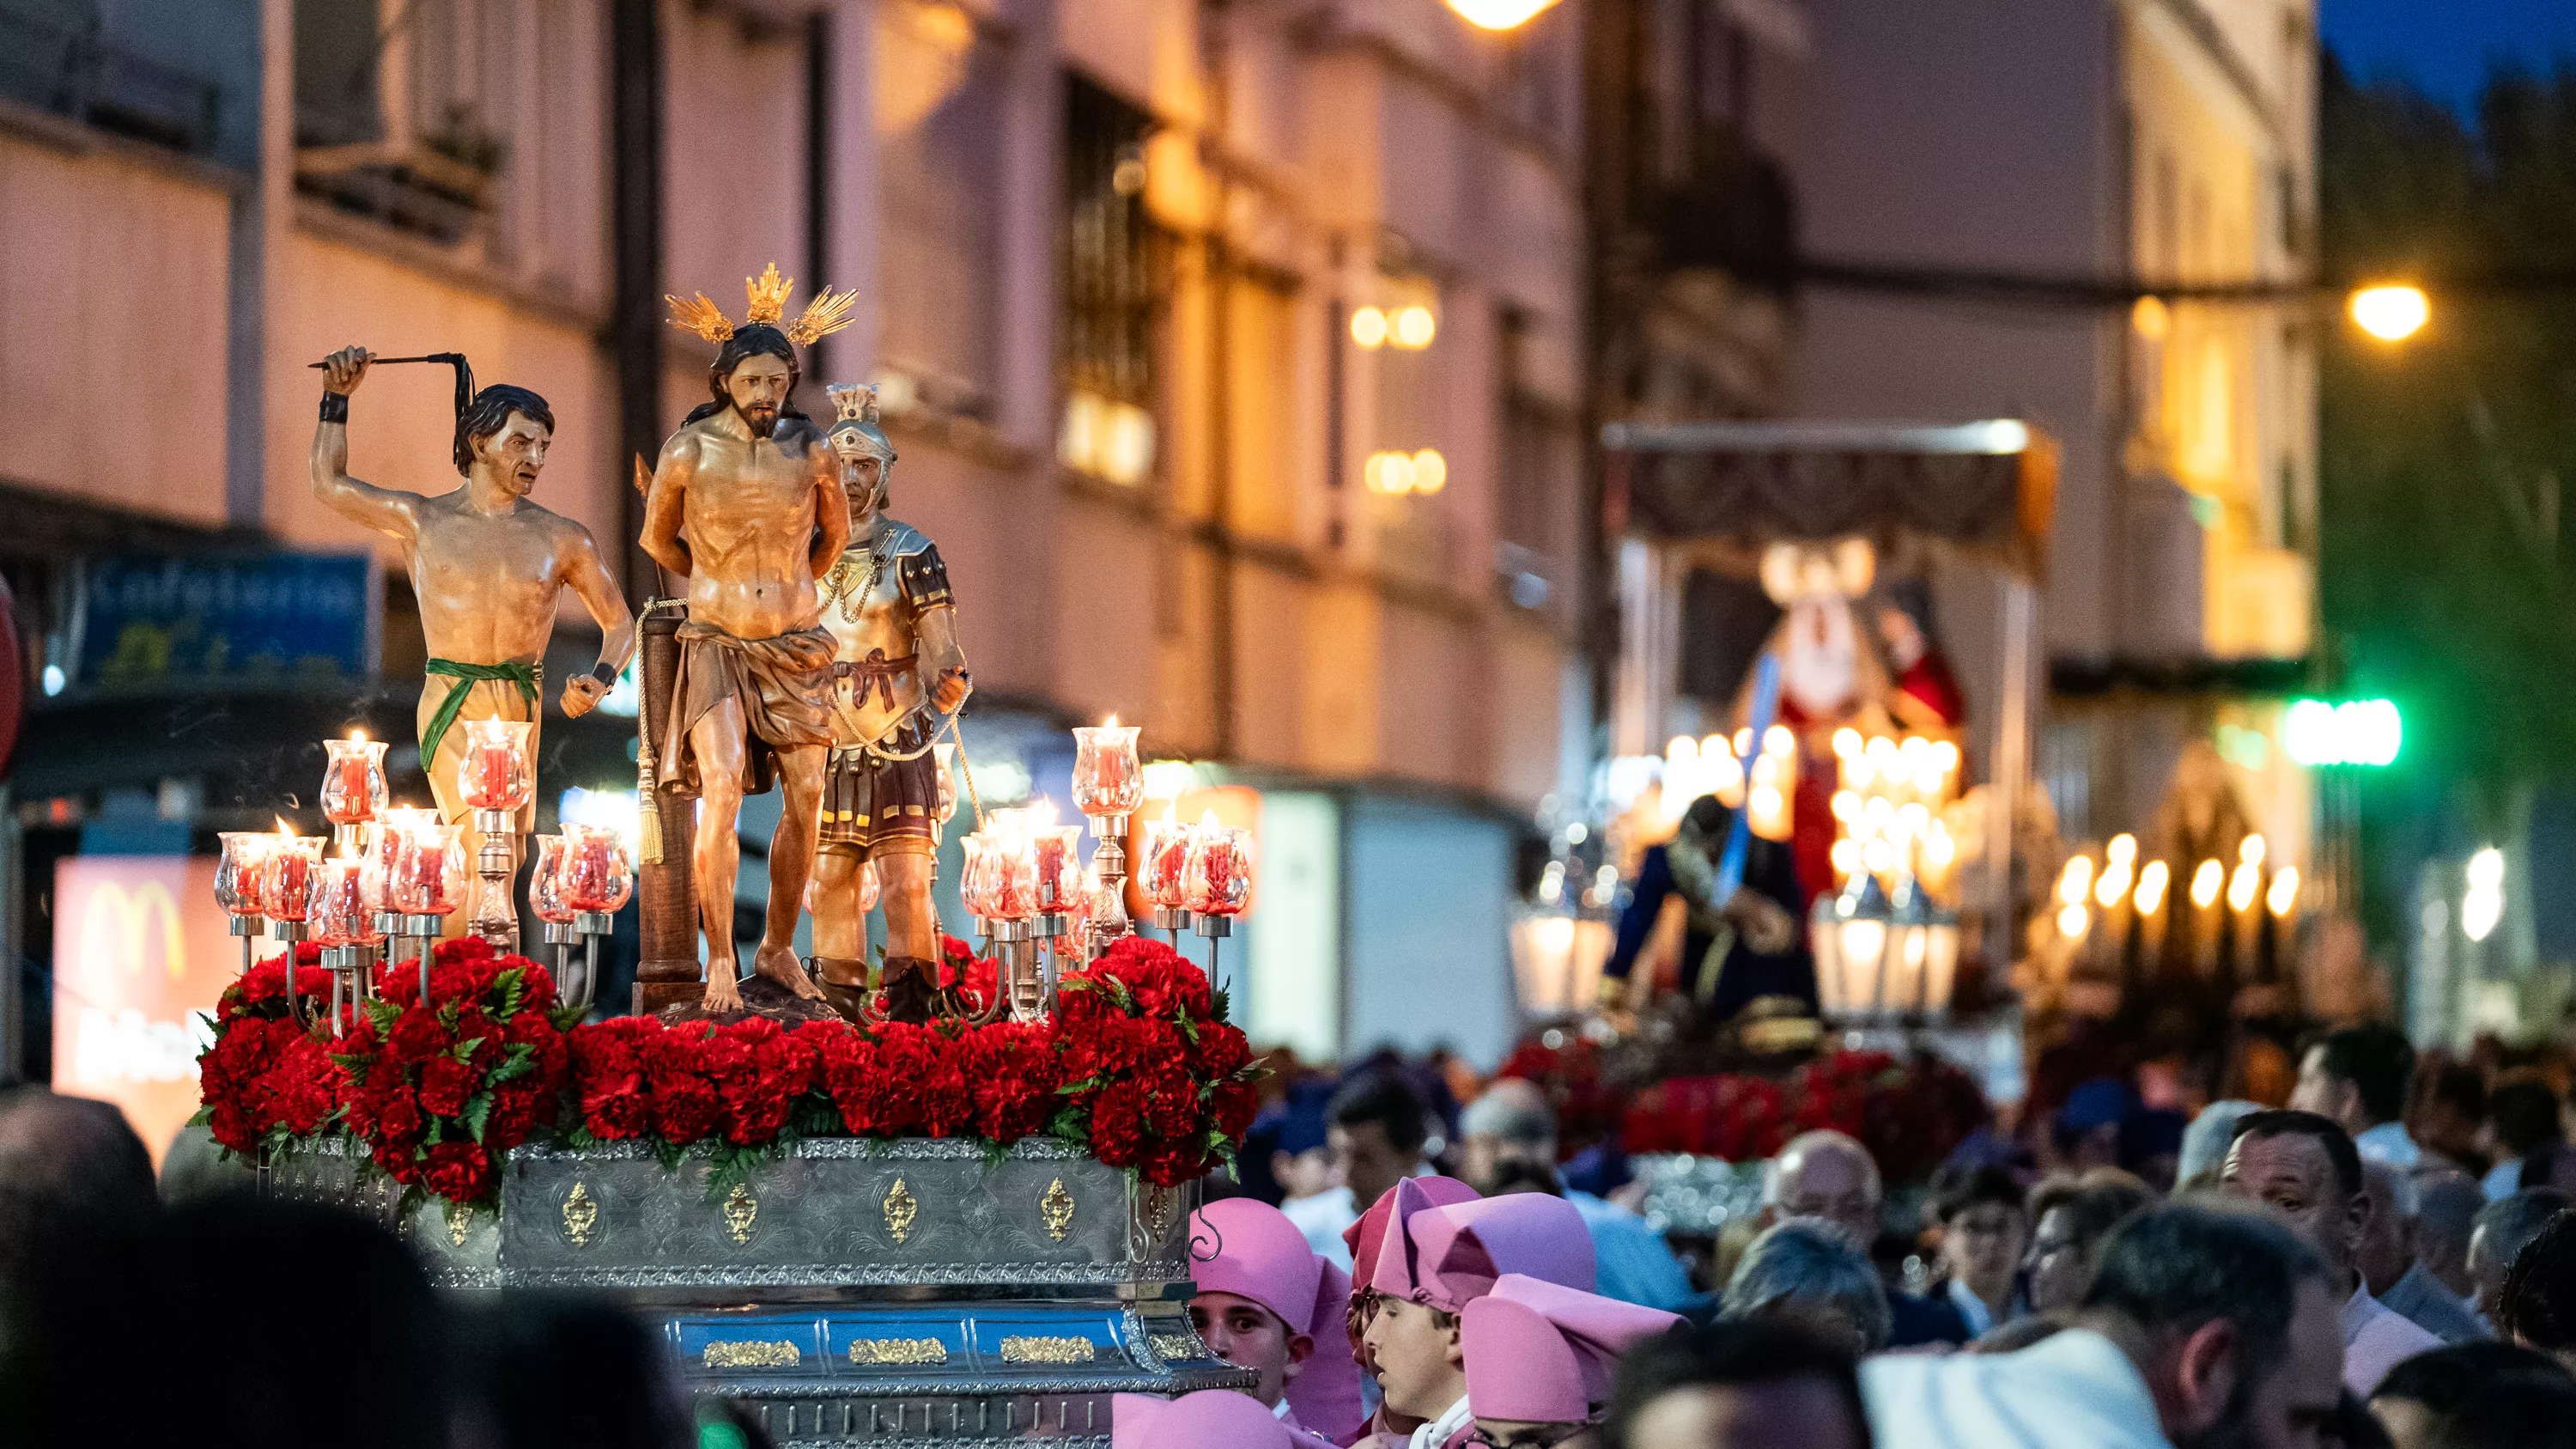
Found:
[1861,1204,2345,1449]
[2221,1109,2441,1395]
[2288,1025,2421,1170]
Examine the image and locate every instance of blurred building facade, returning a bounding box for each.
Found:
[1794,0,2320,877]
[0,0,1594,1082]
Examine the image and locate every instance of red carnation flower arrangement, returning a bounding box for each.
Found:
[325,936,574,1209]
[938,933,999,1013]
[196,945,344,1154]
[1054,938,1260,1186]
[1616,1047,1984,1184]
[200,933,1263,1203]
[1497,1033,1617,1160]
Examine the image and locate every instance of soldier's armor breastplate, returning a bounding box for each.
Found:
[820,520,932,750]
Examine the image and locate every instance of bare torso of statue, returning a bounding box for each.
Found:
[308,344,636,941]
[641,344,850,1015]
[665,417,833,638]
[407,498,608,666]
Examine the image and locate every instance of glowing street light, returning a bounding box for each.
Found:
[1350,307,1389,349]
[1446,0,1561,29]
[2463,847,2505,943]
[2282,698,2402,768]
[2349,285,2429,343]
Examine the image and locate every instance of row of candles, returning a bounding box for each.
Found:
[1660,727,1965,861]
[224,715,1246,1026]
[214,722,634,1027]
[959,801,1251,936]
[213,819,634,949]
[954,721,1255,1020]
[2051,832,2300,1006]
[1826,728,1965,897]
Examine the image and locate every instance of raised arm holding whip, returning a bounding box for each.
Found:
[310,348,635,942]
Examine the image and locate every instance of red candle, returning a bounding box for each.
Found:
[321,735,386,824]
[267,836,320,922]
[1035,833,1068,895]
[459,721,532,812]
[330,759,369,821]
[563,825,631,913]
[1071,720,1145,818]
[310,860,378,946]
[393,824,459,915]
[1184,822,1251,916]
[1145,823,1189,907]
[993,844,1034,918]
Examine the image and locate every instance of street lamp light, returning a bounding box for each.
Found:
[2349,284,2429,343]
[1447,0,1561,28]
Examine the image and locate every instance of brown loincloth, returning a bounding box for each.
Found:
[659,620,836,798]
[819,714,941,859]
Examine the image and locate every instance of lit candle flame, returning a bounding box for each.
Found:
[275,816,296,840]
[2136,860,2171,915]
[1103,714,1119,729]
[2267,866,2301,917]
[350,728,367,745]
[1198,807,1222,832]
[2190,859,2224,910]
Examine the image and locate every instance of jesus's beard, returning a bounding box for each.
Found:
[740,403,780,439]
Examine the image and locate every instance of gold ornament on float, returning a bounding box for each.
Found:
[666,262,859,348]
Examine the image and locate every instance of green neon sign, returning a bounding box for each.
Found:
[2281,698,2401,768]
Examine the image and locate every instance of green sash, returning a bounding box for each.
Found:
[420,659,540,766]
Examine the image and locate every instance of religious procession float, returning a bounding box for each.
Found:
[193,266,1255,1447]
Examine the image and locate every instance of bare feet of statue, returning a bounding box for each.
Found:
[753,941,824,1000]
[702,962,745,1014]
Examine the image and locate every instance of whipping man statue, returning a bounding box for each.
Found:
[643,265,856,1014]
[310,348,636,938]
[810,384,972,1025]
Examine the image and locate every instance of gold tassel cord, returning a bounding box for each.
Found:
[944,706,986,836]
[635,674,663,866]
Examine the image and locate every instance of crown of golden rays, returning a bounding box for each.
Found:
[665,263,858,349]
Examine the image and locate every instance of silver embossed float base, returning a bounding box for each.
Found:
[267,1136,1249,1446]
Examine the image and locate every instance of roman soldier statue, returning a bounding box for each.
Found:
[808,383,972,1024]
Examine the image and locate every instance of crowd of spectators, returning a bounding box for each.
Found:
[23,1014,2576,1447]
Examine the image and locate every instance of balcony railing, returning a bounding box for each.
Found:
[0,1,222,157]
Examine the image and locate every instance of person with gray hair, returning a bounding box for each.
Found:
[1764,1129,1969,1345]
[2471,1188,2574,1325]
[1722,1217,1896,1355]
[2360,1162,2489,1343]
[1860,1204,2345,1449]
[2177,1099,2263,1186]
[1457,1078,1698,1310]
[2417,1171,2487,1299]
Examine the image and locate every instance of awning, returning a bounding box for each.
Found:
[1601,419,2057,580]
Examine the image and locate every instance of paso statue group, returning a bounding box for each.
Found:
[311,264,974,1026]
